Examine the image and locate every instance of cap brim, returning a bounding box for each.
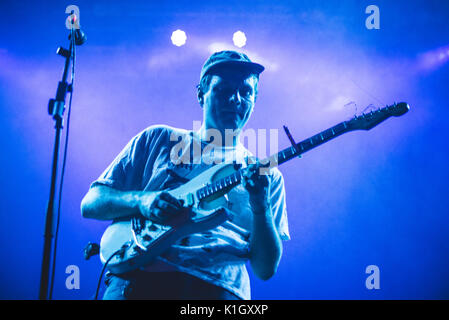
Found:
[201,60,265,80]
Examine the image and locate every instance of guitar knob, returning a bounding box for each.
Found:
[130,245,144,256]
[117,244,129,259]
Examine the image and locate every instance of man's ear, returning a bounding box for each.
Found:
[197,87,204,108]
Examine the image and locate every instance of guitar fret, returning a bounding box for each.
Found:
[194,164,252,201]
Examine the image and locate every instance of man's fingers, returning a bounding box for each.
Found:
[151,208,164,222]
[242,172,256,188]
[159,192,184,207]
[156,199,179,213]
[148,192,188,224]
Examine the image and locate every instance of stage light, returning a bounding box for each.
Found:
[418,44,449,71]
[233,31,247,48]
[171,29,187,47]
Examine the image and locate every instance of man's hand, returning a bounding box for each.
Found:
[139,191,187,225]
[242,157,271,215]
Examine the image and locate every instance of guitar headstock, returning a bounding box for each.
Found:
[347,102,410,131]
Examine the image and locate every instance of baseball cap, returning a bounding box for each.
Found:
[200,50,265,81]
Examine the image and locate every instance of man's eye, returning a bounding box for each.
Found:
[241,88,252,97]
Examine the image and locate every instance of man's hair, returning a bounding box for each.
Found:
[197,72,260,100]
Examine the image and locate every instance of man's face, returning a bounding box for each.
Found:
[201,69,258,135]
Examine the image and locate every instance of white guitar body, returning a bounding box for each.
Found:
[100,162,239,274]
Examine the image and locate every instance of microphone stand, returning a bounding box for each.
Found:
[39,28,75,300]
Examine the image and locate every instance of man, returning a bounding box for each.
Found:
[81,50,290,300]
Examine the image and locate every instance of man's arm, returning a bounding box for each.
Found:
[243,162,283,281]
[248,197,283,281]
[81,185,183,221]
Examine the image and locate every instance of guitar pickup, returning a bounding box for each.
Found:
[185,193,194,206]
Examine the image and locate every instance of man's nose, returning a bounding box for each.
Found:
[229,90,241,105]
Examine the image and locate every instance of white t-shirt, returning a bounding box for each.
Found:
[92,125,290,300]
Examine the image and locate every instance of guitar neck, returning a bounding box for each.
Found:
[195,101,410,201]
[269,120,350,166]
[195,121,351,202]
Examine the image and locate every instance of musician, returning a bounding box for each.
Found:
[81,50,290,300]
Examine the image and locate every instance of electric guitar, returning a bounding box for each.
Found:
[100,102,410,274]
